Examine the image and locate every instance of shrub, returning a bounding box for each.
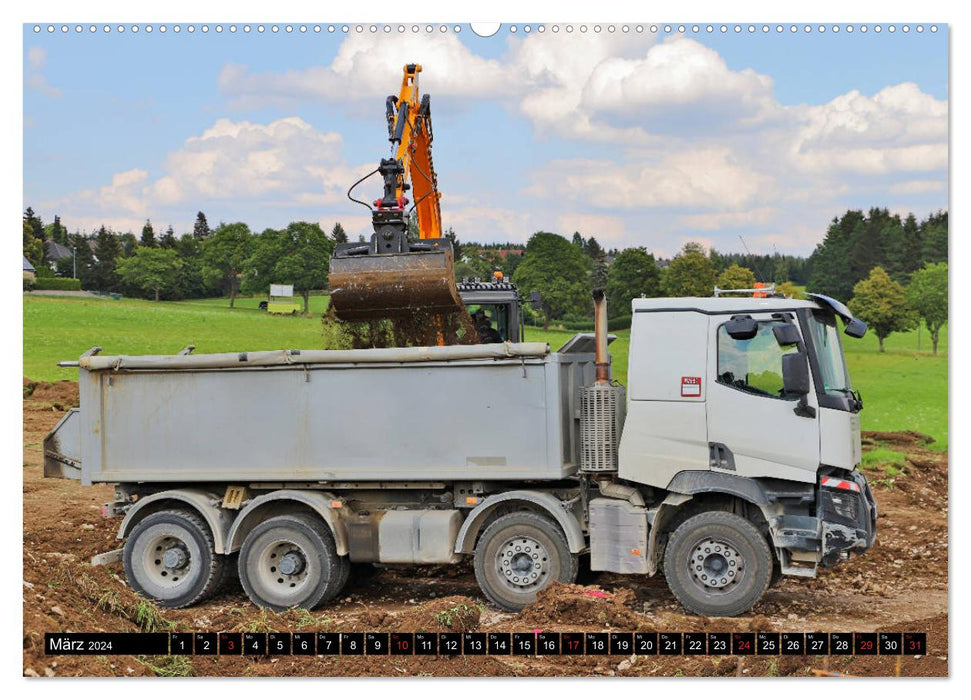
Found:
[34,277,82,291]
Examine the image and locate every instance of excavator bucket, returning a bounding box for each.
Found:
[328,242,465,322]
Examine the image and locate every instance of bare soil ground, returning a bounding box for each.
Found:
[22,380,948,677]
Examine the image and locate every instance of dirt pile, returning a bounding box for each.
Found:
[512,583,643,630]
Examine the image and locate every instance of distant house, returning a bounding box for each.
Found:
[45,240,73,275]
[23,256,36,282]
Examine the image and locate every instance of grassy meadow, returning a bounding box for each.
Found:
[23,294,944,448]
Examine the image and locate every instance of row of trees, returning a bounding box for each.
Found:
[24,206,948,346]
[809,208,948,301]
[848,263,948,354]
[25,209,343,310]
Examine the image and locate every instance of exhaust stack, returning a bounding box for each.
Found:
[593,288,609,383]
[579,289,626,473]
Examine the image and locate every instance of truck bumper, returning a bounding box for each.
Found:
[770,469,877,572]
[818,469,877,567]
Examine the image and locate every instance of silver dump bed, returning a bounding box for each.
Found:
[45,340,603,485]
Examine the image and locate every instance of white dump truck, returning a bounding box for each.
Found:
[44,292,876,617]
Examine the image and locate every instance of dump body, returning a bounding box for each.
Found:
[49,342,597,486]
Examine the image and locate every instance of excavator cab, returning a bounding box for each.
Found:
[329,64,465,324]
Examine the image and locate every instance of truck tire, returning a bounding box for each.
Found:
[473,512,577,612]
[238,514,348,612]
[663,511,772,617]
[123,509,225,609]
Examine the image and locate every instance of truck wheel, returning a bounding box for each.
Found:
[123,509,225,609]
[238,514,348,612]
[473,512,577,612]
[663,511,772,617]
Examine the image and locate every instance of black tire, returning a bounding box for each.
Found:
[123,509,225,609]
[473,512,577,612]
[663,511,772,617]
[238,514,347,612]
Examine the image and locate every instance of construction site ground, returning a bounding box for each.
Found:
[22,380,948,677]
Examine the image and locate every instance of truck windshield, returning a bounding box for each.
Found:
[807,310,852,396]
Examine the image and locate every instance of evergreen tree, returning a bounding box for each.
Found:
[92,226,122,291]
[331,222,348,244]
[193,211,211,241]
[140,219,157,248]
[160,225,177,249]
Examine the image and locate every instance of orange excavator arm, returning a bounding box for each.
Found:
[386,63,442,240]
[328,63,462,324]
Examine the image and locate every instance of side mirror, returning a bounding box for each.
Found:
[725,315,758,340]
[773,323,801,347]
[782,353,811,395]
[529,291,543,311]
[844,318,868,338]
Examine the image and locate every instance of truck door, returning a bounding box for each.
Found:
[706,314,820,483]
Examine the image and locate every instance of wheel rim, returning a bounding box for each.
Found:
[251,536,315,605]
[494,535,551,593]
[687,537,745,595]
[134,524,202,599]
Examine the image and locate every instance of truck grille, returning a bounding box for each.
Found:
[579,383,625,472]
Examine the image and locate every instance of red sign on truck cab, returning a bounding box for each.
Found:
[681,376,702,397]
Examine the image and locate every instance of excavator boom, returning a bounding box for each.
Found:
[329,64,462,324]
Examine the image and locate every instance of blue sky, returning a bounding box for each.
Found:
[23,22,948,257]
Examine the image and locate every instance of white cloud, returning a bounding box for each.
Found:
[25,45,61,97]
[48,117,374,233]
[219,33,510,110]
[677,207,777,232]
[580,37,778,126]
[527,148,775,211]
[788,83,948,174]
[554,213,627,243]
[147,117,352,205]
[889,179,947,196]
[27,46,46,68]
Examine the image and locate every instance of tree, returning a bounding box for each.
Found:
[160,225,177,249]
[175,234,212,299]
[606,247,660,313]
[571,231,586,250]
[848,267,917,352]
[775,281,803,299]
[140,219,156,248]
[907,262,948,354]
[663,242,717,297]
[119,232,138,257]
[512,232,590,329]
[331,222,348,244]
[243,222,334,314]
[584,236,603,260]
[116,248,183,301]
[92,226,122,291]
[716,263,757,294]
[808,211,862,301]
[69,233,96,288]
[23,219,44,268]
[443,226,461,258]
[202,222,254,307]
[193,211,211,241]
[920,211,948,264]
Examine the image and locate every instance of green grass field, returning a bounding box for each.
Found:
[23,294,944,448]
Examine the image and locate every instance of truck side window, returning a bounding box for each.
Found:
[717,321,797,399]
